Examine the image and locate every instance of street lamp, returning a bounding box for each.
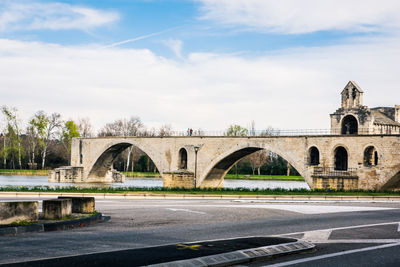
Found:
[194,146,200,188]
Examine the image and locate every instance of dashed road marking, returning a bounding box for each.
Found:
[263,242,400,267]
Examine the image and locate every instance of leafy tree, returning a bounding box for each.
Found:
[226,124,248,136]
[62,120,80,164]
[1,106,23,169]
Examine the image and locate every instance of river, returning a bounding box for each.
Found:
[0,176,310,190]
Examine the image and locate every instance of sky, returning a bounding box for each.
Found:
[1,0,400,132]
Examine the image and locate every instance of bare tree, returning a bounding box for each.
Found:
[42,113,62,169]
[78,117,93,138]
[98,117,144,171]
[246,150,269,175]
[158,124,172,137]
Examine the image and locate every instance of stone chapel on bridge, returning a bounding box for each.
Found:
[330,81,400,135]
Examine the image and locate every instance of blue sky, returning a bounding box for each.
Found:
[1,0,375,57]
[1,0,400,132]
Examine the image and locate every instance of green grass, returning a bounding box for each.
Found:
[0,185,399,196]
[0,169,48,176]
[122,172,161,178]
[123,172,303,181]
[225,174,304,181]
[9,220,38,226]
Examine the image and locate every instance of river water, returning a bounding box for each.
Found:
[0,176,310,190]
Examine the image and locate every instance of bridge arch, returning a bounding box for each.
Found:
[199,143,307,188]
[87,140,164,180]
[380,164,400,190]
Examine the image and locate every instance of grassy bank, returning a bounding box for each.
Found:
[123,172,303,181]
[0,169,48,176]
[0,185,399,196]
[122,172,161,178]
[0,170,304,181]
[225,174,303,181]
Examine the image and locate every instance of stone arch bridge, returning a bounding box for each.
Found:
[49,135,400,190]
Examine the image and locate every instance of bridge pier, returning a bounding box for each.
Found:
[163,171,195,189]
[49,166,125,184]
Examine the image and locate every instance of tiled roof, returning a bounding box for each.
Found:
[372,110,400,126]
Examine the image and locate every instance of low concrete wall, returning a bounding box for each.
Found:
[163,171,195,189]
[0,201,38,225]
[43,199,72,220]
[58,197,95,213]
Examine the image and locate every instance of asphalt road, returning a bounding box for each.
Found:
[1,197,400,266]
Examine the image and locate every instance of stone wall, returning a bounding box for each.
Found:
[313,177,358,190]
[163,171,195,189]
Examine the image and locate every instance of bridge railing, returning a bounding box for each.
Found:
[161,128,388,137]
[312,167,358,178]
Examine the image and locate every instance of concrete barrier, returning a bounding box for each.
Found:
[58,197,95,213]
[0,201,38,225]
[43,199,72,220]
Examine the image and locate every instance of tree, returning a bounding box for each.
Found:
[78,117,93,138]
[42,113,62,169]
[226,125,248,136]
[27,111,49,169]
[62,120,80,164]
[158,124,172,137]
[98,117,144,171]
[246,150,269,175]
[1,106,23,169]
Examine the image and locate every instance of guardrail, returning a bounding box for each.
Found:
[126,128,397,137]
[312,167,358,178]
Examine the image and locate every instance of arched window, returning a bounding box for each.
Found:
[341,115,358,135]
[364,146,378,166]
[309,147,320,165]
[179,148,187,169]
[334,146,348,171]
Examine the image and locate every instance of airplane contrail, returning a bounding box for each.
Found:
[101,26,180,49]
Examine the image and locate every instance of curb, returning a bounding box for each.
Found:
[0,213,109,236]
[1,192,400,201]
[147,240,315,267]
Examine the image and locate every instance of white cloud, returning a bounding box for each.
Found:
[162,38,183,58]
[0,35,400,133]
[198,0,400,34]
[0,0,119,31]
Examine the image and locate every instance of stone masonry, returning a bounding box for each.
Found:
[49,81,400,191]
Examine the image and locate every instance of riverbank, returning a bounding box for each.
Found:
[0,186,399,196]
[122,172,303,181]
[0,169,304,181]
[0,169,48,176]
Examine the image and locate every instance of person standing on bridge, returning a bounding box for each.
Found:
[190,128,193,136]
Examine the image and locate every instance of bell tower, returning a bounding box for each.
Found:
[341,81,363,109]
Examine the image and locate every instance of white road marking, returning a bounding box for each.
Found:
[307,239,400,244]
[398,222,400,232]
[302,229,332,242]
[277,221,400,237]
[165,208,207,215]
[263,242,400,267]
